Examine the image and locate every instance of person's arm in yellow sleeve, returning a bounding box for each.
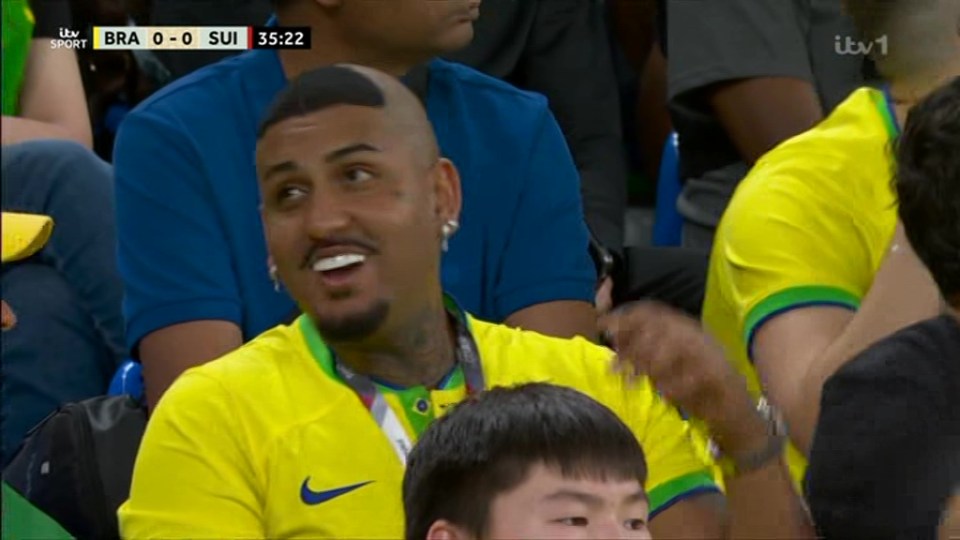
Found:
[119,371,265,539]
[751,221,940,455]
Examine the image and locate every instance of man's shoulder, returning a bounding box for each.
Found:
[156,322,351,437]
[468,316,619,388]
[428,58,549,116]
[750,87,892,177]
[171,323,323,403]
[129,50,274,122]
[721,87,895,240]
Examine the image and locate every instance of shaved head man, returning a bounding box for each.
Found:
[121,65,774,540]
[256,64,462,357]
[116,0,599,415]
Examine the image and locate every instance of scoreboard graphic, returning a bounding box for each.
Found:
[91,26,312,50]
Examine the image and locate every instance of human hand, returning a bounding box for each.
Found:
[599,301,766,454]
[595,277,614,315]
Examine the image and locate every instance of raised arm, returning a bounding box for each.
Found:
[601,302,815,539]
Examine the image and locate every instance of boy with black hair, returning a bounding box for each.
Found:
[404,383,652,540]
[807,76,960,540]
[406,380,814,540]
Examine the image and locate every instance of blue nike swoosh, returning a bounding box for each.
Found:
[300,478,373,505]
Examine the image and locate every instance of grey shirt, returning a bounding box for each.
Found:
[446,0,628,257]
[667,0,866,229]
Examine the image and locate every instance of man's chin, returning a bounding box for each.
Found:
[312,299,390,343]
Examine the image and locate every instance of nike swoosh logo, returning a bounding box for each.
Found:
[300,478,373,505]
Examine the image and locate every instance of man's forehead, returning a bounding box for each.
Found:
[258,106,394,152]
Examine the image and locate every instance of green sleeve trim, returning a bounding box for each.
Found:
[2,482,75,540]
[647,471,719,516]
[742,285,861,358]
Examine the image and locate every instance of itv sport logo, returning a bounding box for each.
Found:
[50,28,88,50]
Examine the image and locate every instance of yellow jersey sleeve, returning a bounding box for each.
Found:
[618,380,721,515]
[469,318,722,516]
[118,370,265,539]
[713,154,892,356]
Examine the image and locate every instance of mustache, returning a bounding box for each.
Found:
[300,236,379,269]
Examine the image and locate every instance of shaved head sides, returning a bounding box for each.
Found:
[257,65,386,138]
[258,64,439,167]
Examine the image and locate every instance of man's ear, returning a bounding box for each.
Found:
[433,157,463,226]
[426,519,474,540]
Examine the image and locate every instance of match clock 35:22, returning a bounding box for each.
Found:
[252,27,311,49]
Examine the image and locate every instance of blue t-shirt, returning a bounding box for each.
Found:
[114,49,595,348]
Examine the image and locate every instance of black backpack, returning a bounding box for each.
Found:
[3,395,147,539]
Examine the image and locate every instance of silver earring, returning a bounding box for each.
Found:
[269,264,280,292]
[441,219,459,252]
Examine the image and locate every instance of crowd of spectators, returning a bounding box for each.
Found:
[1,0,958,538]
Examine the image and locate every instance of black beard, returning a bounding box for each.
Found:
[313,299,390,342]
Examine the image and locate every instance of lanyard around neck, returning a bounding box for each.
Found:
[331,309,485,466]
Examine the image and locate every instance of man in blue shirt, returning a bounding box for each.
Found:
[113,0,598,409]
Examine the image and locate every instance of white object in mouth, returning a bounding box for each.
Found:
[313,253,366,272]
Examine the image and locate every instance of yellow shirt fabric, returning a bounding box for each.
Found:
[702,87,900,485]
[119,314,719,539]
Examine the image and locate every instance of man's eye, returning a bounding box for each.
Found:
[625,518,647,530]
[555,517,589,526]
[344,168,373,183]
[277,185,307,202]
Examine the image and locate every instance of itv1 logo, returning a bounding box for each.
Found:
[834,34,888,56]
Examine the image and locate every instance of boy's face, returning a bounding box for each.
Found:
[485,464,651,540]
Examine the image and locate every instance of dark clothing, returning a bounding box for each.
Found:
[807,315,960,540]
[31,0,71,38]
[666,0,864,244]
[148,0,270,82]
[616,247,707,317]
[147,0,628,257]
[444,0,628,257]
[1,141,126,467]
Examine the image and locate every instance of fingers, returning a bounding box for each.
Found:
[602,301,689,382]
[1,300,17,331]
[601,301,729,418]
[595,277,614,315]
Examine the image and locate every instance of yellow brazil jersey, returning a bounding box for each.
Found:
[702,87,900,486]
[119,313,719,539]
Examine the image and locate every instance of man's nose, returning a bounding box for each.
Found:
[303,189,352,238]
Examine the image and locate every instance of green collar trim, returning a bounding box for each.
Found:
[872,86,901,140]
[297,292,471,392]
